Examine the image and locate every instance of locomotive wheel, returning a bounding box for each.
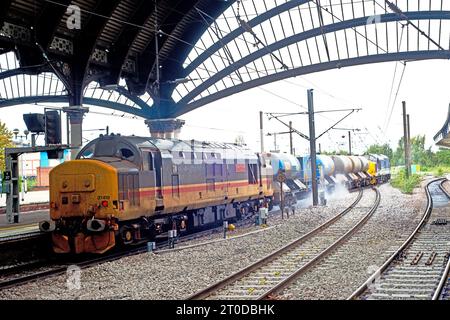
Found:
[120,227,134,245]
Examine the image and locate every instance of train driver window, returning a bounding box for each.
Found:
[79,146,94,159]
[117,147,135,162]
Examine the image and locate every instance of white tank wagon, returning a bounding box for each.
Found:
[349,156,363,173]
[359,156,369,172]
[265,152,307,206]
[317,155,335,176]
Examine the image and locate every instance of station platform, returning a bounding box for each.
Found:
[0,190,49,207]
[0,210,48,239]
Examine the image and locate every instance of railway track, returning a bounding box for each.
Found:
[0,211,279,290]
[189,187,380,300]
[349,178,450,300]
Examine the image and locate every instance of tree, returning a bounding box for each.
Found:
[436,148,450,166]
[321,150,349,155]
[0,122,14,171]
[366,143,393,160]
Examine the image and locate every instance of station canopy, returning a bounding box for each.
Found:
[1,0,450,120]
[0,0,231,118]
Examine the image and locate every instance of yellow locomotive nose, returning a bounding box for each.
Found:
[48,160,119,254]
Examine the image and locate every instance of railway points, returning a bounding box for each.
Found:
[350,178,450,300]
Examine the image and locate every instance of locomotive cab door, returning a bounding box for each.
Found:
[153,151,163,200]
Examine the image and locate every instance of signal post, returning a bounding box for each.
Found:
[63,106,89,159]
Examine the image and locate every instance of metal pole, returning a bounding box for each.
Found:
[260,111,264,153]
[407,114,412,173]
[308,89,318,206]
[280,180,284,219]
[154,0,160,109]
[348,131,352,155]
[289,121,293,155]
[402,101,409,178]
[20,155,25,201]
[66,114,70,146]
[31,134,36,148]
[273,133,277,151]
[5,154,12,223]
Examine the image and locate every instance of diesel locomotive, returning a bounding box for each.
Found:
[41,133,390,255]
[42,134,274,254]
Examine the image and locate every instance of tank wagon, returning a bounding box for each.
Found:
[299,154,377,190]
[297,155,336,190]
[41,134,274,254]
[264,152,307,207]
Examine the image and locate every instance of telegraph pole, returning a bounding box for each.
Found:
[402,101,410,178]
[407,114,412,174]
[289,121,293,155]
[308,89,318,206]
[348,131,352,155]
[260,111,264,153]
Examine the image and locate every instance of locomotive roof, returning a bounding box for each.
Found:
[78,134,257,160]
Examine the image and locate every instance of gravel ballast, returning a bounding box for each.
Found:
[277,182,427,299]
[0,183,426,300]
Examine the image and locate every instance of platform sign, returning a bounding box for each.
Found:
[3,171,11,181]
[276,170,286,183]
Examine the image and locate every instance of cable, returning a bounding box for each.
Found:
[382,61,407,135]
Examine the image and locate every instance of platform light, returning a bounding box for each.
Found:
[12,128,19,139]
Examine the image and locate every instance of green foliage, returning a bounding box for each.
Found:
[366,143,393,159]
[0,121,14,171]
[366,135,450,176]
[391,169,422,194]
[1,177,37,193]
[320,150,349,155]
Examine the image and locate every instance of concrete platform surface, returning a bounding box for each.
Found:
[0,210,49,238]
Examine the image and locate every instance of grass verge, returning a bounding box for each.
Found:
[390,170,422,194]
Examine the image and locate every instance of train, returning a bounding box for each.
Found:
[39,134,390,254]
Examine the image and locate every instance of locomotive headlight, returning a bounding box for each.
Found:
[87,219,106,232]
[39,220,55,232]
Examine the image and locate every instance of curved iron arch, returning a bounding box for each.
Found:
[172,50,450,118]
[0,95,152,118]
[177,10,450,110]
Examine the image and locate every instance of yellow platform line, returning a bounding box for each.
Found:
[0,223,38,231]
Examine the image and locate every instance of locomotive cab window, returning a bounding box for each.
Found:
[146,152,154,171]
[117,148,135,161]
[79,146,94,159]
[248,163,258,184]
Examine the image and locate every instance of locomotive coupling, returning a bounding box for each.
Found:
[87,219,107,232]
[39,220,56,232]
